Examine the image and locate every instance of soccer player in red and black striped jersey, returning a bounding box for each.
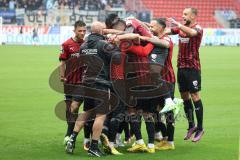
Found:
[123,18,178,150]
[59,20,87,145]
[167,8,204,142]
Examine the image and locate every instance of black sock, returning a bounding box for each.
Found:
[123,121,130,141]
[144,115,155,144]
[118,121,130,141]
[66,122,75,137]
[155,113,167,137]
[166,111,175,141]
[158,122,167,138]
[183,99,195,129]
[71,131,78,141]
[193,100,203,130]
[108,119,120,142]
[129,114,142,140]
[84,120,93,139]
[90,139,99,150]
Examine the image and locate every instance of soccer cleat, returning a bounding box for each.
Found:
[158,143,175,150]
[88,147,104,157]
[160,103,176,113]
[146,147,155,153]
[109,147,123,155]
[83,141,90,151]
[154,134,163,142]
[63,136,70,146]
[116,138,125,147]
[155,140,168,150]
[184,126,197,140]
[192,129,204,142]
[124,138,132,144]
[100,133,110,148]
[65,138,75,154]
[127,143,147,152]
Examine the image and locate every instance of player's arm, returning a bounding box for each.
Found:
[168,18,198,37]
[103,29,123,35]
[108,33,140,45]
[139,36,170,48]
[116,33,140,41]
[59,60,67,82]
[59,44,68,82]
[126,43,154,57]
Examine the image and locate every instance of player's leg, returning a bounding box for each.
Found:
[143,111,155,153]
[189,69,204,142]
[65,98,92,154]
[65,96,83,143]
[178,69,197,140]
[158,111,175,150]
[83,120,93,151]
[64,95,73,144]
[155,98,168,150]
[102,102,124,155]
[88,113,106,157]
[118,119,131,144]
[127,106,147,152]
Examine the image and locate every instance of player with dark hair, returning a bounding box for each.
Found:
[65,21,122,157]
[145,18,177,150]
[166,7,204,142]
[59,20,86,145]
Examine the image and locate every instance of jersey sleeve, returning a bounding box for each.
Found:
[171,27,180,35]
[126,18,152,37]
[127,43,154,57]
[193,25,203,36]
[59,43,69,61]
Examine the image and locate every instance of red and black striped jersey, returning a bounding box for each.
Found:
[171,24,203,70]
[59,38,85,84]
[160,35,176,83]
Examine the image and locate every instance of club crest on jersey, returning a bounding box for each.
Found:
[71,52,80,58]
[69,47,75,52]
[151,54,157,62]
[193,81,198,87]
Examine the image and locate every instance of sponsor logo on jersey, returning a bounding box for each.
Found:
[82,49,98,55]
[179,37,190,43]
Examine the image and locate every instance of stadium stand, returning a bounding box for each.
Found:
[0,0,239,28]
[0,0,125,10]
[139,0,240,28]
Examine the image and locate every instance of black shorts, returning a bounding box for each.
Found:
[134,83,175,113]
[64,94,84,102]
[136,98,159,113]
[177,68,201,93]
[83,84,111,115]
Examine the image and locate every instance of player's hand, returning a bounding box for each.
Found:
[167,18,182,28]
[108,34,119,44]
[60,76,67,82]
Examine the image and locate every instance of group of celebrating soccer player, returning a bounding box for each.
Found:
[58,7,205,157]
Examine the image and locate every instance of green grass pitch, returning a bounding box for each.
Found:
[0,45,239,160]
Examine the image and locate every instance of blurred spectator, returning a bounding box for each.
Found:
[0,0,125,11]
[9,0,16,10]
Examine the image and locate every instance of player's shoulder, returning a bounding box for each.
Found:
[125,18,140,27]
[194,24,203,30]
[62,38,74,46]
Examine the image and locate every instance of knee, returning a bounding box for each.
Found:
[190,92,200,102]
[181,92,191,101]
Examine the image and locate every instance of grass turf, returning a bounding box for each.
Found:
[0,45,239,160]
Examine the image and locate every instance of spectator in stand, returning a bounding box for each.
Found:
[0,0,125,10]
